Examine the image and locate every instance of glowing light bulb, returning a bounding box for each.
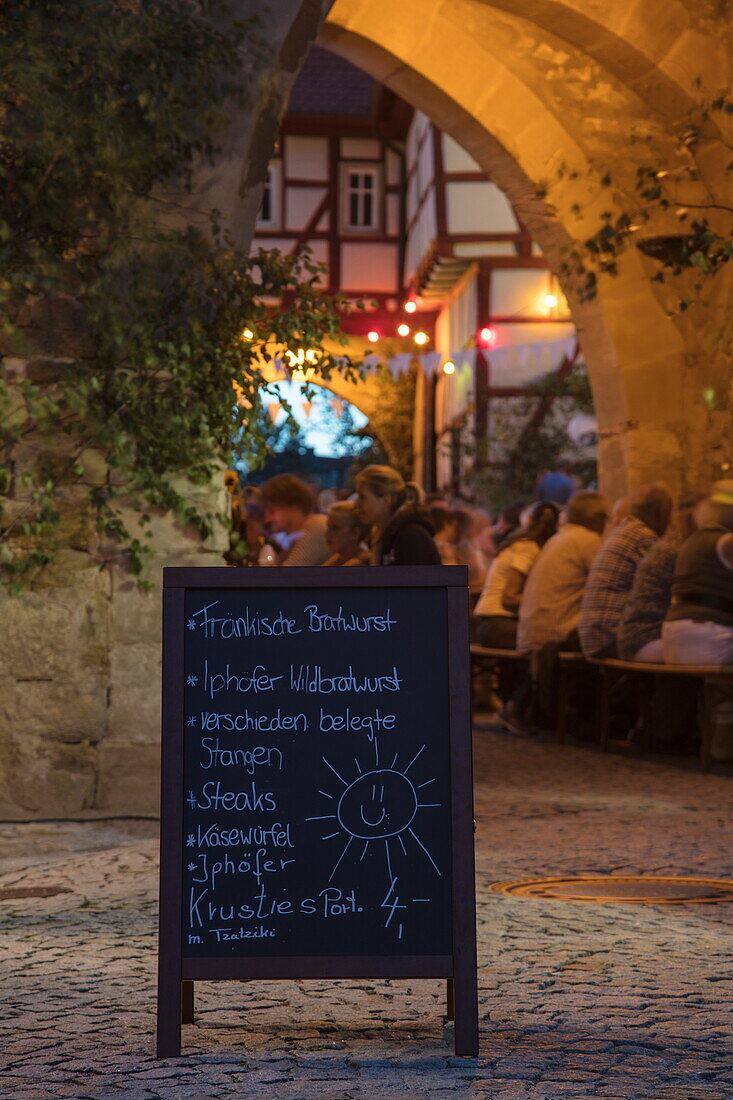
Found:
[544,293,558,310]
[367,330,380,343]
[478,326,496,346]
[442,360,456,375]
[404,300,417,314]
[242,328,254,340]
[414,331,429,346]
[397,323,410,337]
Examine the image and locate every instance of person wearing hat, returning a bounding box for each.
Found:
[662,480,733,759]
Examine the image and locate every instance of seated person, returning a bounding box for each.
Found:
[322,501,370,566]
[261,474,328,566]
[454,506,488,593]
[491,503,523,553]
[475,502,559,650]
[578,483,673,658]
[662,481,733,759]
[475,502,559,729]
[429,503,457,565]
[536,463,575,505]
[617,493,702,661]
[518,491,609,735]
[518,490,608,654]
[355,465,440,567]
[431,505,488,591]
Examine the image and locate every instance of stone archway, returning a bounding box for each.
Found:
[259,355,418,477]
[316,0,722,502]
[222,0,731,500]
[260,359,382,424]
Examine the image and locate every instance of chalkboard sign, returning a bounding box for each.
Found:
[157,566,477,1057]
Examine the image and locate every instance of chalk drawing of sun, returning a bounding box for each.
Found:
[306,738,442,938]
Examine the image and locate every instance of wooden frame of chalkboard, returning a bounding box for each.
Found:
[157,566,477,1057]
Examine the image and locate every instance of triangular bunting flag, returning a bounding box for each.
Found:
[422,351,442,374]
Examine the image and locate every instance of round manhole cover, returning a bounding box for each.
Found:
[489,876,733,904]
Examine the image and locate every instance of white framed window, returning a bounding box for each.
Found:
[256,162,281,229]
[341,163,382,232]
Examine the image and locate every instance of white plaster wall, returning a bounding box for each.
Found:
[284,135,328,179]
[341,137,380,159]
[491,269,553,315]
[405,197,438,283]
[285,186,328,228]
[492,321,575,347]
[442,132,480,172]
[446,182,518,234]
[434,274,478,438]
[341,242,398,290]
[454,241,516,257]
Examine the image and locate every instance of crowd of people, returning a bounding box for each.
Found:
[224,466,733,760]
[476,481,733,761]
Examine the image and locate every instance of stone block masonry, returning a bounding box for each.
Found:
[0,730,732,1097]
[0,502,225,819]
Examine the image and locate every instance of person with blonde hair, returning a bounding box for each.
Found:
[355,465,440,566]
[518,490,609,655]
[475,501,560,651]
[322,501,370,567]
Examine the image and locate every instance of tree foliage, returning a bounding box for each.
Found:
[360,366,417,481]
[0,0,358,589]
[465,363,596,510]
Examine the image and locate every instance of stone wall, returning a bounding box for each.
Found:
[0,497,224,820]
[0,350,226,818]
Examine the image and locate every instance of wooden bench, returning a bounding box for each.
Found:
[555,651,592,746]
[477,646,733,771]
[469,644,529,714]
[586,657,733,771]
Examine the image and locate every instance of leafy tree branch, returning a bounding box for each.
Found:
[0,1,360,590]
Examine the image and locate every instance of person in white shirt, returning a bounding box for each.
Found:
[518,490,609,735]
[517,491,609,654]
[475,502,559,650]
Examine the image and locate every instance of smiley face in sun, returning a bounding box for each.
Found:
[306,739,441,889]
[337,769,418,839]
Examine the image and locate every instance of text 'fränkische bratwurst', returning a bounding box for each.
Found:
[189,601,396,639]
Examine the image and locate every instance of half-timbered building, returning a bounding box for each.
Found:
[251,46,582,491]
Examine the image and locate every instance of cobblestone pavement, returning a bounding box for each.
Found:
[1,730,732,1099]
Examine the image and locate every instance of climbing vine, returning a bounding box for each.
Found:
[555,94,733,310]
[0,1,359,589]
